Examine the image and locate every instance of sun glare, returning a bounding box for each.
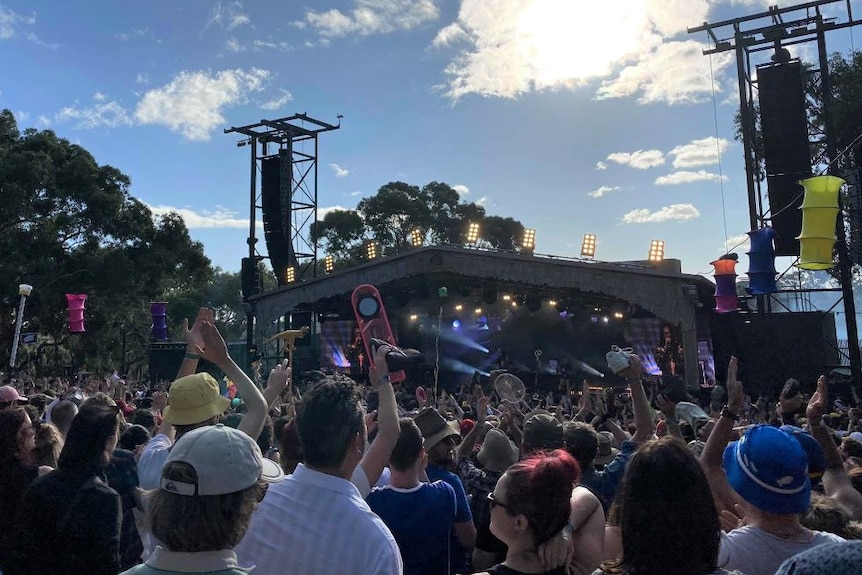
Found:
[513,0,677,89]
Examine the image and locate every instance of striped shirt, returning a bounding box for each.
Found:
[235,463,403,575]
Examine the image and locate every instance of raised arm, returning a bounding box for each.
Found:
[197,321,267,440]
[458,396,489,460]
[618,354,654,444]
[262,360,291,410]
[359,345,399,487]
[175,308,213,379]
[807,375,862,520]
[700,356,744,513]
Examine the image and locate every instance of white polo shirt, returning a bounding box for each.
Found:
[235,463,403,575]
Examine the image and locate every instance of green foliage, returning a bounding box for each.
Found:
[0,110,214,375]
[312,180,523,265]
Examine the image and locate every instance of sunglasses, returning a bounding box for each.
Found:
[487,492,513,513]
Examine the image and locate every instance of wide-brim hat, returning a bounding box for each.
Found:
[477,428,519,473]
[780,425,826,480]
[413,408,461,450]
[723,424,811,515]
[163,373,231,426]
[594,431,620,466]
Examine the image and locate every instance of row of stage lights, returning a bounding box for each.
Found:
[285,226,666,283]
[405,298,627,323]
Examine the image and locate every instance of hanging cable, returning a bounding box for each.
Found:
[708,38,731,250]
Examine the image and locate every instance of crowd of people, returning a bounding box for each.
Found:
[2,307,862,574]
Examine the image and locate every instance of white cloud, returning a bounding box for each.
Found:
[319,205,351,218]
[670,136,730,168]
[595,161,607,171]
[147,203,256,229]
[253,39,292,52]
[606,149,665,169]
[350,191,363,197]
[93,91,106,101]
[116,27,160,43]
[722,233,751,254]
[203,1,251,33]
[37,115,50,127]
[303,0,439,37]
[225,37,244,52]
[0,5,35,40]
[621,203,700,224]
[136,73,149,84]
[260,89,292,111]
[596,40,734,105]
[55,100,133,129]
[437,0,722,101]
[134,68,271,141]
[452,184,469,196]
[477,196,489,206]
[329,163,350,178]
[432,22,468,48]
[654,170,728,185]
[588,185,621,198]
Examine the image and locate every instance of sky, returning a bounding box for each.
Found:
[2,0,861,282]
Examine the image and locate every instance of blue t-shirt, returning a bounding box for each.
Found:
[367,481,457,575]
[426,465,473,572]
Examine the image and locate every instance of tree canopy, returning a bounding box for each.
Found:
[0,109,214,375]
[311,181,526,268]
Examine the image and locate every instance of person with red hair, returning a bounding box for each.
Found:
[477,449,580,575]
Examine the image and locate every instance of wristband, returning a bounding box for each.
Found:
[720,407,740,421]
[562,521,575,537]
[378,374,390,384]
[184,352,201,361]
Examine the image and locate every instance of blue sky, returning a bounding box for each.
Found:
[1,0,860,279]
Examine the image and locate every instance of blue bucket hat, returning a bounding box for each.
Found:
[723,424,811,514]
[779,425,826,480]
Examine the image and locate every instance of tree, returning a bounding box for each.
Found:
[0,110,214,374]
[311,180,523,266]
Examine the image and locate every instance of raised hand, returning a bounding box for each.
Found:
[197,321,230,367]
[368,343,392,390]
[655,393,677,419]
[806,375,828,421]
[267,359,291,394]
[182,308,214,354]
[726,356,743,413]
[618,353,644,380]
[477,395,490,424]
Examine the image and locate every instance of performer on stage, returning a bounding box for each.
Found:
[345,327,368,384]
[655,323,684,377]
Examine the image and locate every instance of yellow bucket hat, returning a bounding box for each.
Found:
[162,373,231,426]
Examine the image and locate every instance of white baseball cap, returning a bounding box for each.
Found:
[161,424,284,496]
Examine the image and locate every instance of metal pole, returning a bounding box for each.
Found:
[817,22,862,382]
[9,284,32,369]
[245,137,258,370]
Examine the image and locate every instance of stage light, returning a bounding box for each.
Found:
[474,308,482,314]
[549,300,557,307]
[648,240,665,263]
[581,234,597,258]
[522,228,536,252]
[455,304,463,311]
[409,314,419,321]
[285,266,296,283]
[613,311,624,319]
[502,294,511,301]
[452,320,461,329]
[602,316,609,323]
[466,222,480,244]
[366,241,378,260]
[324,254,335,274]
[511,301,518,307]
[411,228,423,247]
